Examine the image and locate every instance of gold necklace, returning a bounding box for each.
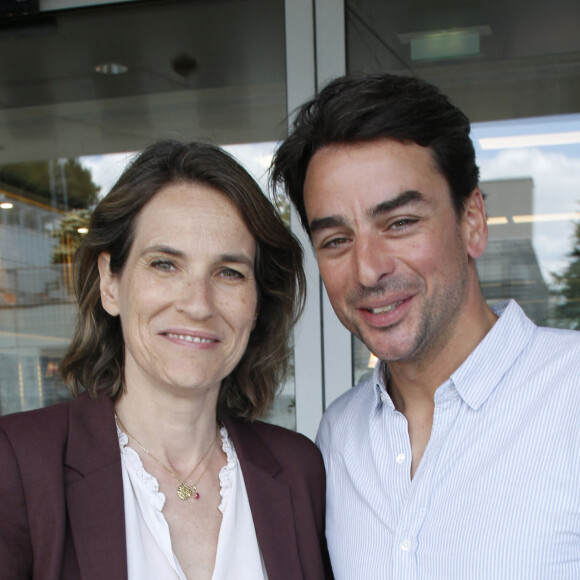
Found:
[116,415,219,501]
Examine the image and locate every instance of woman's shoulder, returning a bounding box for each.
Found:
[0,398,71,436]
[0,392,112,450]
[227,416,316,446]
[224,416,323,470]
[0,401,74,488]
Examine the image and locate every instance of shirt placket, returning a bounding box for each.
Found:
[383,384,461,580]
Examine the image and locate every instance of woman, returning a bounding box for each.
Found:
[0,141,332,580]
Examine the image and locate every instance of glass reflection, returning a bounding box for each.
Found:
[353,114,580,382]
[0,143,296,428]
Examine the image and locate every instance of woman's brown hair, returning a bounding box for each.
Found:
[61,140,305,420]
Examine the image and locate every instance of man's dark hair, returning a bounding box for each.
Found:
[271,72,480,234]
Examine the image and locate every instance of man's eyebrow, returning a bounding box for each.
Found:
[309,190,426,234]
[309,215,349,235]
[368,190,425,219]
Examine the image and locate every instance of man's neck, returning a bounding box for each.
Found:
[386,298,498,414]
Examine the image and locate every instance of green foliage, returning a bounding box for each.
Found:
[0,158,99,210]
[552,219,580,330]
[50,209,92,264]
[271,190,291,225]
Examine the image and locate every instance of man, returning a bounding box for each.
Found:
[271,73,580,579]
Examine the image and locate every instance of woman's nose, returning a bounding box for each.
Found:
[175,277,215,319]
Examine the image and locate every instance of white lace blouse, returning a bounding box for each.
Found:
[117,424,268,579]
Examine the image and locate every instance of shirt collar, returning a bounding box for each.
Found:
[371,299,536,412]
[450,299,536,409]
[372,361,393,411]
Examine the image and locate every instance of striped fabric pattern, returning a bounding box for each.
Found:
[317,300,580,579]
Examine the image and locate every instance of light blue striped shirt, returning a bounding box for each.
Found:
[317,300,580,579]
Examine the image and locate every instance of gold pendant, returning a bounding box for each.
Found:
[177,483,199,501]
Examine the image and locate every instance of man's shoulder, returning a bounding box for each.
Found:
[493,300,580,374]
[535,323,580,343]
[526,324,580,380]
[528,322,580,362]
[326,376,375,420]
[317,375,375,449]
[501,300,580,347]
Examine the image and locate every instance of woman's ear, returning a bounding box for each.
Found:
[98,252,120,316]
[462,188,488,260]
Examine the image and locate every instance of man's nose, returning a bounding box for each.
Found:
[353,234,395,288]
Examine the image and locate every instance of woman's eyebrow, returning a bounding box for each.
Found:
[219,253,255,267]
[141,245,185,257]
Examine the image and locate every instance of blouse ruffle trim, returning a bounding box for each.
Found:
[116,423,166,511]
[218,425,237,514]
[116,421,236,514]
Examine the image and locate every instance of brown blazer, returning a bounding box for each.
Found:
[0,393,332,579]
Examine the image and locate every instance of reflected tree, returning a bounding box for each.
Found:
[50,208,92,297]
[0,158,99,210]
[552,217,580,330]
[50,209,92,265]
[271,190,291,225]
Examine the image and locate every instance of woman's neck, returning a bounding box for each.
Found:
[114,385,220,472]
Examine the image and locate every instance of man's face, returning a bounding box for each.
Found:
[303,139,485,365]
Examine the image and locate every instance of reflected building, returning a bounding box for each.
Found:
[477,178,551,325]
[0,187,75,414]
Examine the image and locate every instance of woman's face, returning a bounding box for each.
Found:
[98,182,258,399]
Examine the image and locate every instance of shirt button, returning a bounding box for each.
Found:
[400,539,412,552]
[396,453,406,464]
[380,392,388,404]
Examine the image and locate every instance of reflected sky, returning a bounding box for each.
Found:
[473,113,580,285]
[79,115,580,289]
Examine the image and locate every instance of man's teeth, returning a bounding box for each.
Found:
[370,301,403,315]
[166,333,213,343]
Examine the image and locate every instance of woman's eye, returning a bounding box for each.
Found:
[151,259,176,272]
[221,267,243,279]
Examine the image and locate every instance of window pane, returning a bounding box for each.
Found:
[474,115,580,329]
[347,0,580,381]
[0,187,76,414]
[0,0,292,426]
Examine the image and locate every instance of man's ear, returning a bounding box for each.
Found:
[98,252,120,316]
[462,188,488,260]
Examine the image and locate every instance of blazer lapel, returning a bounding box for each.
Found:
[224,417,303,580]
[64,394,128,580]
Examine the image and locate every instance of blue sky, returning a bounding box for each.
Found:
[80,114,580,287]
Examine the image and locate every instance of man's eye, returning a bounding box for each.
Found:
[151,260,176,272]
[324,237,349,248]
[390,218,417,230]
